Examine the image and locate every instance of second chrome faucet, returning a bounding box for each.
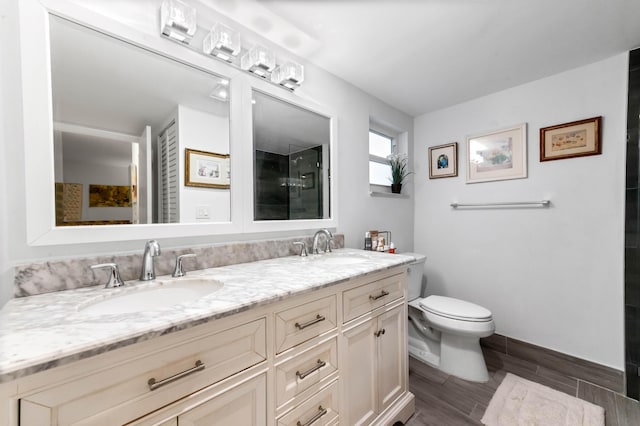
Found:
[140,240,161,281]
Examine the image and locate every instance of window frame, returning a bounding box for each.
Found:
[368,129,397,188]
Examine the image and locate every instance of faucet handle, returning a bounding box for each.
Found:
[293,241,308,257]
[91,263,125,288]
[173,253,197,278]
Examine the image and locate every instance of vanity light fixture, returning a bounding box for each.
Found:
[160,0,197,44]
[240,45,276,78]
[157,2,303,90]
[271,61,304,90]
[202,23,241,62]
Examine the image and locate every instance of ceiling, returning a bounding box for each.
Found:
[208,0,640,117]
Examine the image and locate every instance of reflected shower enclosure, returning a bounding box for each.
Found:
[252,91,331,221]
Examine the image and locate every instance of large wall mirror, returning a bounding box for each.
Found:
[20,0,337,245]
[252,90,331,221]
[50,15,231,227]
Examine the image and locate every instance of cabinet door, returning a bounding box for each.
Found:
[342,319,378,425]
[377,305,405,412]
[178,373,266,426]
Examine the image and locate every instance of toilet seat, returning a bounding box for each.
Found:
[418,295,492,322]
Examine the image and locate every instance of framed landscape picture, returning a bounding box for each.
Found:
[540,116,601,161]
[428,142,458,179]
[185,148,230,189]
[466,123,527,184]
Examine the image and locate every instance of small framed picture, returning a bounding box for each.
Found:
[185,148,230,189]
[466,123,527,184]
[540,116,602,162]
[428,143,458,179]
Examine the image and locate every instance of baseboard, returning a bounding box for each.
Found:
[481,333,624,394]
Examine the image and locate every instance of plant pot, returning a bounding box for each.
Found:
[391,183,402,194]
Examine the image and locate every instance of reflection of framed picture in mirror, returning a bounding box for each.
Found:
[185,149,230,189]
[540,116,602,161]
[466,123,527,184]
[428,142,458,179]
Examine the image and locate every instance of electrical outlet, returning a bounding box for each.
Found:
[196,205,210,219]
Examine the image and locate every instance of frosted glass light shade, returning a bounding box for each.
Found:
[240,45,276,77]
[271,61,304,89]
[160,0,197,43]
[203,23,241,62]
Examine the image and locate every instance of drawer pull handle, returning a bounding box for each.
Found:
[295,314,326,330]
[148,360,205,391]
[297,405,328,426]
[296,359,327,380]
[369,290,389,301]
[374,328,386,337]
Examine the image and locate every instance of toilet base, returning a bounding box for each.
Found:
[439,333,489,382]
[408,308,491,383]
[408,335,440,367]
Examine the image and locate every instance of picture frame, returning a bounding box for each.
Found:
[540,116,602,162]
[428,142,458,179]
[466,123,527,184]
[185,148,230,189]
[88,184,132,207]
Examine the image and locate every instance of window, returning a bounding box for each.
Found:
[369,130,395,186]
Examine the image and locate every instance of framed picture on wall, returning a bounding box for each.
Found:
[540,116,602,161]
[428,142,458,179]
[185,148,230,189]
[466,123,527,184]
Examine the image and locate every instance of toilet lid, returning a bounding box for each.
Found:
[419,295,492,322]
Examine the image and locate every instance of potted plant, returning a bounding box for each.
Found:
[388,154,412,194]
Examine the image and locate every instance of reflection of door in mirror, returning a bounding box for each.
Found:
[252,91,331,221]
[49,15,231,226]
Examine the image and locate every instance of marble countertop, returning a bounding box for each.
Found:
[0,249,413,383]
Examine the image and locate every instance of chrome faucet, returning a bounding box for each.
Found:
[172,253,196,278]
[91,263,125,288]
[312,229,334,254]
[293,241,308,257]
[140,240,161,281]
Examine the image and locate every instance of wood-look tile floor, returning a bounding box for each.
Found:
[405,348,640,426]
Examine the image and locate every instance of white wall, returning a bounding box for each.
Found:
[413,54,628,369]
[178,105,231,223]
[0,0,12,304]
[0,0,414,305]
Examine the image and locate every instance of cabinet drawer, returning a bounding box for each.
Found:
[126,371,267,426]
[343,273,404,322]
[275,337,338,411]
[277,380,339,426]
[21,318,267,426]
[275,295,337,353]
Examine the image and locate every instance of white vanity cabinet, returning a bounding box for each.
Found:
[10,266,413,426]
[19,317,268,425]
[341,273,409,425]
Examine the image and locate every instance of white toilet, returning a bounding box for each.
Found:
[404,253,495,382]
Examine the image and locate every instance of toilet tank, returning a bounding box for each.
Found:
[402,253,427,301]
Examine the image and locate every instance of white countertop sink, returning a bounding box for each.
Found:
[310,254,369,265]
[77,277,224,316]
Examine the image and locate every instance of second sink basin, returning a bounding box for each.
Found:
[310,255,368,266]
[78,277,224,316]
